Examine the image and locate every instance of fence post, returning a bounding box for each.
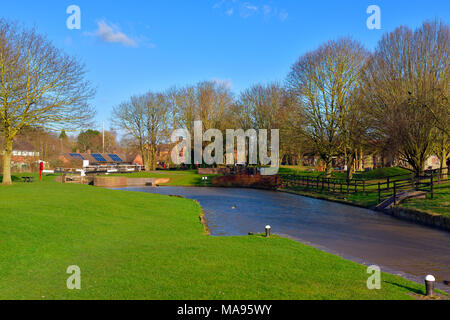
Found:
[393,182,397,206]
[354,181,357,193]
[363,180,366,195]
[430,175,434,200]
[378,182,381,203]
[387,177,390,189]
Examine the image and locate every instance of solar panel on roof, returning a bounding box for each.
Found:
[70,153,85,160]
[108,154,123,162]
[92,154,107,162]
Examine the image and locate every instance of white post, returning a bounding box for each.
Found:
[425,275,435,297]
[265,225,271,237]
[102,122,105,154]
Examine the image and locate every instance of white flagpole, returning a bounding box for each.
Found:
[102,122,105,154]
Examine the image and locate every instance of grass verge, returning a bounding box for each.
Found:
[106,170,217,186]
[400,181,450,218]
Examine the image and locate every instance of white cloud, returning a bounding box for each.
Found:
[244,3,258,11]
[279,10,288,22]
[263,5,272,17]
[226,8,234,16]
[240,2,258,18]
[88,20,138,47]
[213,1,287,21]
[212,78,233,89]
[213,0,226,9]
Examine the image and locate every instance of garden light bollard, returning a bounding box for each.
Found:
[265,225,271,237]
[425,275,435,297]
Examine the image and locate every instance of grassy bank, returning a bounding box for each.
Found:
[106,170,217,186]
[0,174,428,300]
[279,166,411,181]
[400,182,450,218]
[279,187,380,208]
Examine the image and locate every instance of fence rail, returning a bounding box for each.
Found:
[279,167,449,205]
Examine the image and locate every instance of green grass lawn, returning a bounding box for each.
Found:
[106,170,218,186]
[0,174,429,300]
[279,166,411,181]
[401,181,450,218]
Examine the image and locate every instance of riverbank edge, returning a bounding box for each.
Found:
[277,187,450,232]
[167,196,210,235]
[193,199,210,235]
[391,206,450,232]
[277,188,370,209]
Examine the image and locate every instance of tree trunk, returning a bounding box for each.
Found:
[438,152,449,179]
[2,138,13,185]
[145,148,151,172]
[325,160,333,178]
[347,152,355,181]
[413,158,426,177]
[358,147,364,171]
[150,145,157,171]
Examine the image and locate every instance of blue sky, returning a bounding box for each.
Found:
[2,0,449,130]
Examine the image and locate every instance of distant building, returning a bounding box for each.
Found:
[59,153,131,167]
[424,155,441,170]
[1,139,40,172]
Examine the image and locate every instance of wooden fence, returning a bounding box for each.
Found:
[279,167,449,205]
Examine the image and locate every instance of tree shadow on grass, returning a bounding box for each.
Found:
[0,175,23,183]
[385,281,424,295]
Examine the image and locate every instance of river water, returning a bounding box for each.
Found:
[116,186,450,292]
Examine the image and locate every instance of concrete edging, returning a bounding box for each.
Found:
[391,207,450,232]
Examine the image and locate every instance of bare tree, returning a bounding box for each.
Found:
[112,95,147,168]
[363,20,449,175]
[288,38,368,177]
[195,81,234,132]
[144,92,169,171]
[112,92,168,171]
[235,83,304,165]
[0,20,95,184]
[432,128,450,177]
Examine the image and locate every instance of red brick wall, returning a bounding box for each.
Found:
[212,174,280,189]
